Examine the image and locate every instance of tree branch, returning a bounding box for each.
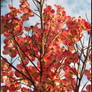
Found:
[1,56,37,91]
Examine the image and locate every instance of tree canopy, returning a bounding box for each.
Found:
[1,0,91,92]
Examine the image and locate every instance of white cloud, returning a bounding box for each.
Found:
[46,0,56,6]
[54,0,91,21]
[88,0,91,3]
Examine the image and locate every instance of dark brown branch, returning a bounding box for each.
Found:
[81,81,88,91]
[15,44,36,87]
[75,37,90,92]
[1,56,37,91]
[39,1,44,91]
[12,35,40,72]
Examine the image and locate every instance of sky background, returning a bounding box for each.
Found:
[1,0,91,91]
[1,0,91,21]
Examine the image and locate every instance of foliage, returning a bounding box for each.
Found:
[1,0,91,92]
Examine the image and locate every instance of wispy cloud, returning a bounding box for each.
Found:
[56,0,91,22]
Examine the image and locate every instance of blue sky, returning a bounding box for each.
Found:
[1,0,91,21]
[46,0,91,22]
[1,0,91,91]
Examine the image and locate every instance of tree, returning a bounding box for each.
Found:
[1,0,91,92]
